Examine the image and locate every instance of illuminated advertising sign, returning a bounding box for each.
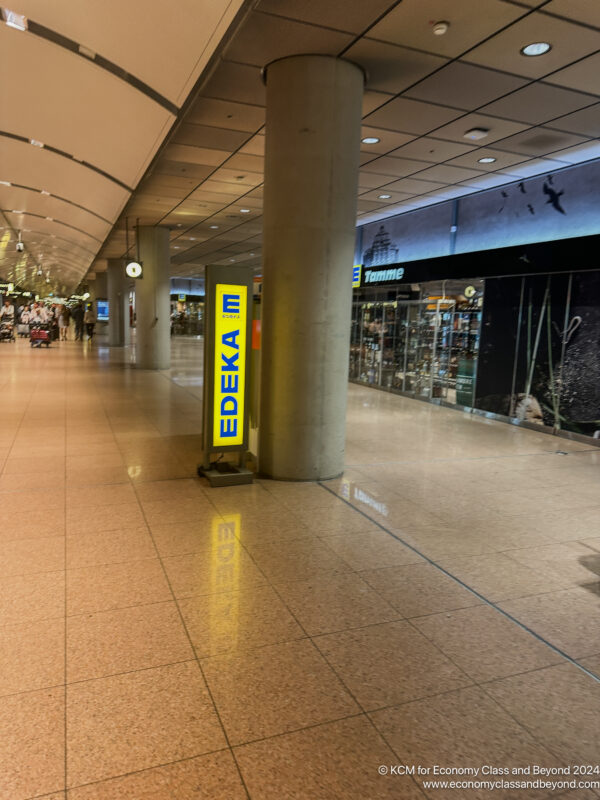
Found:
[213,284,247,447]
[201,265,253,463]
[352,264,362,288]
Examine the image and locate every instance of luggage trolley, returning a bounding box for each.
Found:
[30,322,51,347]
[0,319,15,343]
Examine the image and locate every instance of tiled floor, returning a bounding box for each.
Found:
[1,335,599,800]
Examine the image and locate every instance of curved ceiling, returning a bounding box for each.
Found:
[1,0,599,293]
[0,0,247,293]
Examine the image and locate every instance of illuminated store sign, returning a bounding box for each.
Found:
[352,265,362,288]
[363,266,405,285]
[213,283,247,447]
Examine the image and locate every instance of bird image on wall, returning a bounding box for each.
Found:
[543,180,566,214]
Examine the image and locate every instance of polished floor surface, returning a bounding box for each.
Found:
[1,335,599,800]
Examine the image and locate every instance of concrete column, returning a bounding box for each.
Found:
[259,55,364,480]
[107,259,125,346]
[135,226,170,369]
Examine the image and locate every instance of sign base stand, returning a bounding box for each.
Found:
[197,461,253,487]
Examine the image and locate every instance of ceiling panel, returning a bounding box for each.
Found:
[201,62,266,106]
[239,134,266,156]
[1,27,174,188]
[359,128,415,154]
[364,97,464,134]
[388,137,477,163]
[492,126,589,155]
[185,98,266,132]
[432,113,530,144]
[159,144,230,167]
[405,61,528,110]
[544,0,600,27]
[445,147,531,171]
[546,104,600,137]
[360,156,431,177]
[480,83,597,125]
[358,189,416,203]
[463,12,600,79]
[171,124,250,151]
[255,0,397,35]
[368,0,526,57]
[357,171,398,190]
[11,0,245,106]
[412,164,487,184]
[544,140,600,163]
[362,91,395,116]
[382,177,448,194]
[345,39,448,94]
[222,11,353,66]
[501,157,572,177]
[545,52,600,94]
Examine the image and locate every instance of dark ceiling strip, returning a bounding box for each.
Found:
[3,183,112,225]
[24,18,179,116]
[0,131,133,193]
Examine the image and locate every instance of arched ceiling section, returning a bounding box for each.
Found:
[0,0,248,292]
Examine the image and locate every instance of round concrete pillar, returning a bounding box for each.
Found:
[259,55,364,480]
[107,259,125,346]
[135,226,171,370]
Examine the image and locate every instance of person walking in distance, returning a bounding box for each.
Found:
[58,304,70,341]
[72,302,84,341]
[84,303,96,340]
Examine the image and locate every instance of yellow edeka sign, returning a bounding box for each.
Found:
[213,283,248,447]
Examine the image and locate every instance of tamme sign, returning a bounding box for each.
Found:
[362,266,405,286]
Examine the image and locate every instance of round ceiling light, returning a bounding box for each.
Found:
[520,42,551,57]
[478,157,496,164]
[209,225,219,229]
[362,137,380,144]
[378,194,392,199]
[240,208,251,213]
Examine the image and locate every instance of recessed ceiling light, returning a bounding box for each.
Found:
[362,137,380,145]
[229,258,235,262]
[173,246,180,249]
[45,217,53,221]
[0,181,11,186]
[189,237,196,241]
[41,189,51,195]
[2,8,27,30]
[210,225,219,229]
[30,139,44,148]
[240,208,250,213]
[78,44,96,59]
[378,194,392,199]
[432,21,449,36]
[464,128,489,141]
[521,42,551,57]
[478,157,496,164]
[12,209,24,214]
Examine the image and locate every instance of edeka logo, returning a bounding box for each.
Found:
[364,266,405,284]
[213,284,247,447]
[352,265,362,288]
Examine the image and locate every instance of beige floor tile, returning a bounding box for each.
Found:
[273,572,400,635]
[67,559,172,615]
[0,617,65,696]
[321,530,424,571]
[141,498,216,527]
[65,465,131,486]
[235,715,425,799]
[0,570,65,626]
[243,538,353,583]
[66,454,126,470]
[66,527,155,569]
[150,519,222,557]
[0,487,65,512]
[579,654,600,677]
[484,664,600,764]
[436,552,568,602]
[413,605,562,682]
[235,513,315,544]
[0,686,64,799]
[504,541,600,589]
[179,584,304,657]
[0,471,66,491]
[292,505,380,534]
[67,750,246,799]
[0,535,65,577]
[360,563,483,617]
[163,546,268,598]
[127,462,194,483]
[370,686,558,800]
[315,621,472,711]
[66,503,146,535]
[201,639,359,745]
[67,661,226,787]
[133,478,208,504]
[66,483,138,508]
[67,601,193,682]
[499,587,600,659]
